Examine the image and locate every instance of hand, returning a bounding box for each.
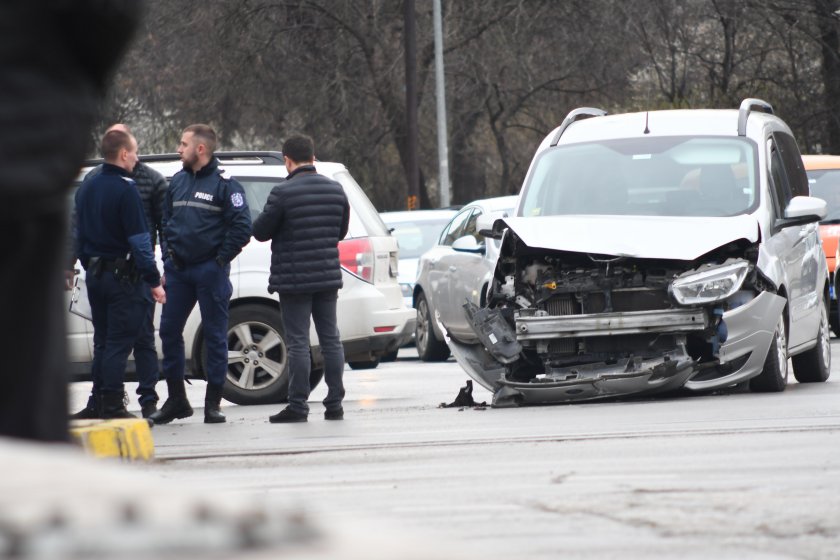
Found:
[151,285,166,304]
[64,270,75,291]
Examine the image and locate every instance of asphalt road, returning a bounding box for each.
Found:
[70,343,840,559]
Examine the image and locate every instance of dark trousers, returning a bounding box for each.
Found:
[133,297,159,404]
[279,290,345,415]
[0,207,69,441]
[159,258,232,386]
[87,272,148,396]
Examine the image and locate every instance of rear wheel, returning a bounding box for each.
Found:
[415,292,450,362]
[749,314,788,393]
[380,349,399,362]
[210,304,320,405]
[792,298,831,383]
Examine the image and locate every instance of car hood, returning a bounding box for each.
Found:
[500,214,760,260]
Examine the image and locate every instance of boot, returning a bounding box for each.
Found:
[148,379,193,424]
[69,393,101,420]
[204,384,226,424]
[140,400,158,419]
[100,391,137,419]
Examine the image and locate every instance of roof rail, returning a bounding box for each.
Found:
[83,151,286,168]
[737,98,773,136]
[550,107,608,146]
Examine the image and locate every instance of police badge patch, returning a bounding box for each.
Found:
[231,193,245,207]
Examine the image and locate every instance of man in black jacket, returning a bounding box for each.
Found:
[253,135,350,423]
[71,123,167,419]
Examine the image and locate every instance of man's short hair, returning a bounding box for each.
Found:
[184,123,217,154]
[282,135,315,163]
[101,130,133,161]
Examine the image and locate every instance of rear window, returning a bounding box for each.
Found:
[333,170,390,238]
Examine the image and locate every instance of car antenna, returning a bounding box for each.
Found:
[643,111,650,134]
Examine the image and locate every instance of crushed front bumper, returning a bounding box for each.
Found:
[443,290,786,407]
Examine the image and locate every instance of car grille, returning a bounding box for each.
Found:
[544,289,672,315]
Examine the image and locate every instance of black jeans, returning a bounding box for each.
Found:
[279,290,345,415]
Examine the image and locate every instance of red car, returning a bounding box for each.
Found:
[803,154,840,335]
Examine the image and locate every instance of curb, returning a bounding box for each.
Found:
[69,418,155,461]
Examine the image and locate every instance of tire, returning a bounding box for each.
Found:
[380,349,399,362]
[792,298,831,383]
[415,292,450,362]
[207,303,320,405]
[749,314,788,393]
[830,305,840,338]
[348,358,380,370]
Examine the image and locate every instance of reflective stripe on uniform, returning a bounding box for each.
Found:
[172,201,222,212]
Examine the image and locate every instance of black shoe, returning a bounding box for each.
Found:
[70,394,100,420]
[101,392,137,420]
[269,407,307,423]
[204,384,227,424]
[140,401,158,419]
[148,396,193,424]
[324,408,344,421]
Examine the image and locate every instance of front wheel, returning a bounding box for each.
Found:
[749,314,788,393]
[415,292,450,362]
[792,298,831,383]
[348,358,380,370]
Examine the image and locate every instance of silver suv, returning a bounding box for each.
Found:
[67,152,415,405]
[443,99,832,407]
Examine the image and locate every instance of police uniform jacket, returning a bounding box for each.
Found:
[86,161,167,246]
[252,165,350,294]
[162,158,251,265]
[74,163,161,287]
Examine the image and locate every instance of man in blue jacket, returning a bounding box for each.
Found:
[74,129,166,419]
[252,135,350,423]
[150,124,251,425]
[71,123,168,419]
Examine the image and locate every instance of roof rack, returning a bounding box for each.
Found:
[737,98,773,136]
[82,151,286,168]
[550,107,608,146]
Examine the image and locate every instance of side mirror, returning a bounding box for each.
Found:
[451,235,485,254]
[781,196,827,225]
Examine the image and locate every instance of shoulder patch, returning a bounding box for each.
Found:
[231,192,245,208]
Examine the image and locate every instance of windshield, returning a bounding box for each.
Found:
[519,136,758,218]
[807,169,840,223]
[384,218,452,259]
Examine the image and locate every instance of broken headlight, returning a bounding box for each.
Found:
[670,260,750,305]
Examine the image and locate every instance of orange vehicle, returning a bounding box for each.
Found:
[803,154,840,335]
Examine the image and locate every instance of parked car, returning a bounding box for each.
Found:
[66,152,415,404]
[413,196,518,361]
[441,100,831,407]
[802,154,840,335]
[380,209,458,308]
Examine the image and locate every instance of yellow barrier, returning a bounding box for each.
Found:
[70,419,155,461]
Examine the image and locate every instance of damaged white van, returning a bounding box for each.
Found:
[443,99,832,407]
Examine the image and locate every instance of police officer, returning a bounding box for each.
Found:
[71,123,168,419]
[150,124,251,425]
[74,129,166,419]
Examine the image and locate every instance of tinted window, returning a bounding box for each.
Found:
[441,209,473,246]
[773,132,808,198]
[234,178,283,223]
[333,170,389,238]
[520,136,757,218]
